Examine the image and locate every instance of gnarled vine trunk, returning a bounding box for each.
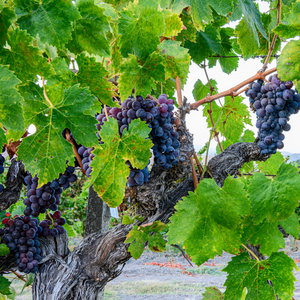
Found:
[28,117,270,299]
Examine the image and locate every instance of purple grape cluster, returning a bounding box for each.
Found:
[39,211,66,237]
[127,166,150,187]
[78,146,94,177]
[23,166,77,217]
[151,94,180,169]
[1,215,42,273]
[0,154,4,193]
[246,74,300,155]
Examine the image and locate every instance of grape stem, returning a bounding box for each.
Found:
[202,61,223,152]
[193,152,203,176]
[47,211,55,224]
[190,67,277,110]
[41,77,53,108]
[261,0,281,72]
[175,76,183,107]
[12,270,27,283]
[104,105,109,121]
[189,156,198,189]
[242,244,260,262]
[64,129,86,176]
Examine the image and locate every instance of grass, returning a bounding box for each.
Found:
[104,280,205,299]
[186,265,225,276]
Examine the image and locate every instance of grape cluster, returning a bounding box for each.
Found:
[78,146,94,177]
[39,211,66,237]
[151,94,180,169]
[0,154,4,193]
[1,214,42,274]
[23,166,77,217]
[127,166,150,187]
[246,74,300,155]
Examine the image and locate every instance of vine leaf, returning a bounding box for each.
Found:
[18,82,98,186]
[0,7,16,47]
[125,221,166,259]
[168,177,250,266]
[190,0,232,30]
[0,244,9,256]
[14,0,81,47]
[278,213,300,239]
[248,163,300,225]
[158,40,191,83]
[118,53,165,100]
[234,0,268,59]
[162,9,183,38]
[0,276,11,295]
[118,0,164,60]
[0,65,24,145]
[89,118,152,207]
[202,286,224,299]
[257,151,285,175]
[0,29,53,82]
[273,2,300,39]
[50,54,115,107]
[242,217,285,256]
[192,79,218,101]
[223,252,297,300]
[66,0,110,57]
[184,24,221,65]
[277,39,300,83]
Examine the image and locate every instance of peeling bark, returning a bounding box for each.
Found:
[0,159,26,212]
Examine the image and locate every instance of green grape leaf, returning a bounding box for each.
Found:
[162,9,183,38]
[122,215,144,225]
[118,0,164,60]
[15,0,81,47]
[0,126,6,148]
[0,244,10,256]
[20,273,34,294]
[177,13,197,42]
[218,28,239,74]
[89,118,152,207]
[18,83,98,185]
[67,0,110,57]
[240,129,255,143]
[169,0,190,14]
[168,177,249,265]
[0,65,24,141]
[203,96,251,151]
[190,0,232,31]
[125,221,166,259]
[277,40,300,82]
[0,276,11,295]
[202,286,224,299]
[223,252,297,300]
[278,213,299,239]
[243,217,285,256]
[0,7,16,47]
[119,53,165,100]
[98,3,119,21]
[185,24,221,65]
[273,2,300,39]
[192,79,218,102]
[50,54,115,107]
[248,163,300,224]
[0,29,53,82]
[0,0,4,12]
[158,40,190,83]
[257,151,285,175]
[63,223,76,237]
[234,0,268,59]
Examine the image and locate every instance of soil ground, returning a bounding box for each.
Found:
[9,237,300,300]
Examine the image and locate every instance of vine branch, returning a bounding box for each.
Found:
[261,0,282,72]
[64,129,86,176]
[190,68,277,110]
